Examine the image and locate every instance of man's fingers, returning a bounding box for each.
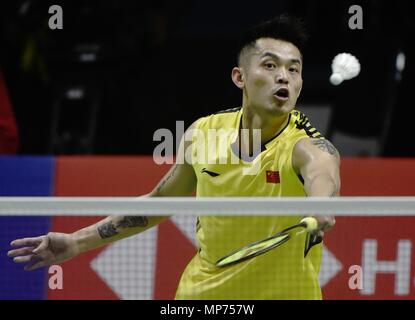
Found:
[32,236,48,254]
[322,217,335,231]
[10,237,43,248]
[313,216,335,232]
[25,260,47,271]
[13,255,39,264]
[7,247,35,257]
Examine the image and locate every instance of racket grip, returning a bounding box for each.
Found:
[300,217,318,232]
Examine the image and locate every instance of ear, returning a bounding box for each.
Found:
[231,67,244,89]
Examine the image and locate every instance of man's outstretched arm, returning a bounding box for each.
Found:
[292,137,341,232]
[73,140,197,254]
[8,122,198,270]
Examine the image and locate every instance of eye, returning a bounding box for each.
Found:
[264,62,276,70]
[289,67,299,73]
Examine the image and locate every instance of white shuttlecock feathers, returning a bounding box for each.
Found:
[330,53,361,85]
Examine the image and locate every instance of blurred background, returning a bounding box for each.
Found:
[0,0,414,156]
[1,1,415,300]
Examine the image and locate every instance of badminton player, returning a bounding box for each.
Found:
[8,15,340,299]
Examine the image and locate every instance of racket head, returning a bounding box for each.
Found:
[216,232,291,268]
[215,217,318,268]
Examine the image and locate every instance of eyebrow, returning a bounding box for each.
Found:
[260,52,302,65]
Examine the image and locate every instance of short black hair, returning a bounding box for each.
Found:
[237,14,308,66]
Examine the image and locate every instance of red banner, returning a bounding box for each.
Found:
[46,157,415,300]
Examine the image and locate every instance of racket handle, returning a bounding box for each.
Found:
[300,217,318,232]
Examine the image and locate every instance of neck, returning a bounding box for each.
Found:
[235,106,290,158]
[241,107,290,144]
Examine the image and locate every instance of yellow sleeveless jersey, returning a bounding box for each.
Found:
[175,107,324,300]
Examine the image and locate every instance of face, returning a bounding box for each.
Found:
[233,38,303,117]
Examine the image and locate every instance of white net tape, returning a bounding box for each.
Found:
[1,196,415,215]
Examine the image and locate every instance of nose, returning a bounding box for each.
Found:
[276,68,289,84]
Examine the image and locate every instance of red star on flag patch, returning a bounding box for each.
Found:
[266,170,280,184]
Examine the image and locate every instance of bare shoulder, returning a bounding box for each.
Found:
[295,137,340,157]
[304,138,339,157]
[292,138,340,171]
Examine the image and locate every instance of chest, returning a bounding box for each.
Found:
[193,142,298,196]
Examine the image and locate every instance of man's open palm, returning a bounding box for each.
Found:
[7,232,79,271]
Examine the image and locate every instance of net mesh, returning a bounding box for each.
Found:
[1,198,415,300]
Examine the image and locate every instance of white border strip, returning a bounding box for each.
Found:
[0,197,414,216]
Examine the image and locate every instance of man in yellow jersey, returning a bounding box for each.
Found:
[8,15,340,299]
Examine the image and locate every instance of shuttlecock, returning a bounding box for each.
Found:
[330,53,361,85]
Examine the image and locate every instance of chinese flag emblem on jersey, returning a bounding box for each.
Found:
[266,170,280,184]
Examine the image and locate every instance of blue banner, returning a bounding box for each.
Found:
[0,156,55,300]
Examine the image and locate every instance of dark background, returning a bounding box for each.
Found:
[0,0,414,156]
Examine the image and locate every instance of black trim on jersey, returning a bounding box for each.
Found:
[230,140,259,162]
[230,114,292,162]
[261,114,292,148]
[293,111,323,139]
[214,106,242,114]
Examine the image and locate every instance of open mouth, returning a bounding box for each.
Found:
[274,88,289,99]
